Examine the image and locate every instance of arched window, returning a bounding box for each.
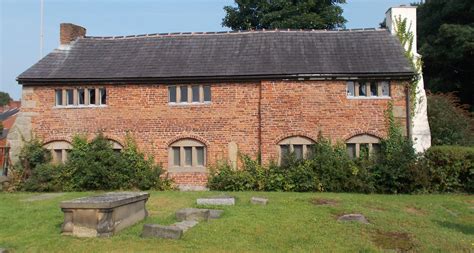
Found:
[278,136,316,162]
[43,141,72,163]
[108,139,123,152]
[346,134,381,159]
[168,139,206,172]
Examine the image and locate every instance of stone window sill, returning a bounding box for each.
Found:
[167,166,207,173]
[168,102,211,107]
[346,96,391,100]
[53,105,108,109]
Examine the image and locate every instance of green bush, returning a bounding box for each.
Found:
[20,133,172,192]
[418,146,474,193]
[18,137,51,179]
[428,93,474,146]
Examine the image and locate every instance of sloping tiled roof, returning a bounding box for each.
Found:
[17,29,413,84]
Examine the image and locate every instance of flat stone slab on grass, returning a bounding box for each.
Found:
[142,221,199,239]
[22,193,65,202]
[0,248,9,253]
[197,196,235,206]
[60,192,149,237]
[251,197,268,205]
[337,214,370,224]
[142,224,183,239]
[176,208,210,221]
[208,209,224,219]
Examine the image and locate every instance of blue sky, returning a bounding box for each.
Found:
[1,0,410,99]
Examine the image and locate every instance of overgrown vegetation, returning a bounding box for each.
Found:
[427,93,474,146]
[209,105,473,194]
[18,133,173,192]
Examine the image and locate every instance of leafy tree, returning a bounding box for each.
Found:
[417,0,474,110]
[0,92,11,106]
[427,93,474,146]
[222,0,346,30]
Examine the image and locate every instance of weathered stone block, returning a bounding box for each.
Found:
[0,248,8,253]
[197,196,235,206]
[176,208,210,221]
[208,209,224,219]
[173,220,199,232]
[60,192,149,237]
[142,224,183,239]
[251,197,268,205]
[337,214,369,224]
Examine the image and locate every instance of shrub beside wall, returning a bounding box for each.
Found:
[20,133,173,192]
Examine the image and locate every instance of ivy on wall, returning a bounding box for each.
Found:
[394,16,421,118]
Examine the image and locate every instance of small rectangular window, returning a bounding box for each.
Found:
[203,85,211,102]
[372,144,381,157]
[172,147,180,166]
[280,145,290,157]
[184,147,192,166]
[169,86,177,103]
[192,85,200,102]
[360,144,369,158]
[381,82,390,96]
[347,82,355,96]
[89,89,96,105]
[55,90,63,106]
[78,89,85,105]
[358,82,367,97]
[66,89,74,105]
[346,144,356,159]
[293,145,303,160]
[99,88,106,105]
[54,149,63,163]
[180,86,188,103]
[196,147,204,166]
[370,82,378,96]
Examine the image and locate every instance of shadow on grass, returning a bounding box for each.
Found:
[435,220,474,235]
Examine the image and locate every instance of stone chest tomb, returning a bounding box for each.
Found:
[60,192,149,237]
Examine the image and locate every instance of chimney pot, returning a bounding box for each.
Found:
[60,23,86,45]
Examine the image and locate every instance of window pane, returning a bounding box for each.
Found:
[196,147,204,166]
[66,89,74,105]
[180,86,188,103]
[306,144,315,158]
[172,147,180,166]
[347,82,355,96]
[54,149,62,163]
[78,89,85,105]
[203,86,211,102]
[381,82,390,96]
[346,144,356,159]
[89,89,96,105]
[293,145,303,160]
[192,85,200,102]
[168,86,177,103]
[100,88,106,105]
[372,144,381,157]
[184,147,192,166]
[55,90,63,106]
[358,82,366,96]
[280,145,290,157]
[370,82,377,96]
[360,144,369,159]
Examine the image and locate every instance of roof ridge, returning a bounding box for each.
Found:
[84,28,388,40]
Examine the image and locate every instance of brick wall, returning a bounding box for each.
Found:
[18,79,408,188]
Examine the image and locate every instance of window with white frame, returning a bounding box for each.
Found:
[346,134,381,159]
[347,81,390,98]
[168,139,206,171]
[54,87,107,107]
[168,85,211,104]
[43,141,72,164]
[278,136,316,163]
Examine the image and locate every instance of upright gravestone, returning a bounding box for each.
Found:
[60,192,149,237]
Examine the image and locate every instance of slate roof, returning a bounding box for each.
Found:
[17,29,414,84]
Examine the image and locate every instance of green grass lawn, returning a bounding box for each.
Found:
[0,191,472,252]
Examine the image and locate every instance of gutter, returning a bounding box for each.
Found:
[17,72,415,85]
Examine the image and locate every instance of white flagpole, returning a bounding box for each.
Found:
[40,0,44,58]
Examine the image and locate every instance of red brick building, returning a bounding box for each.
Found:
[10,22,413,190]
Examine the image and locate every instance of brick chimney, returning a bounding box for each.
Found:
[60,23,86,45]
